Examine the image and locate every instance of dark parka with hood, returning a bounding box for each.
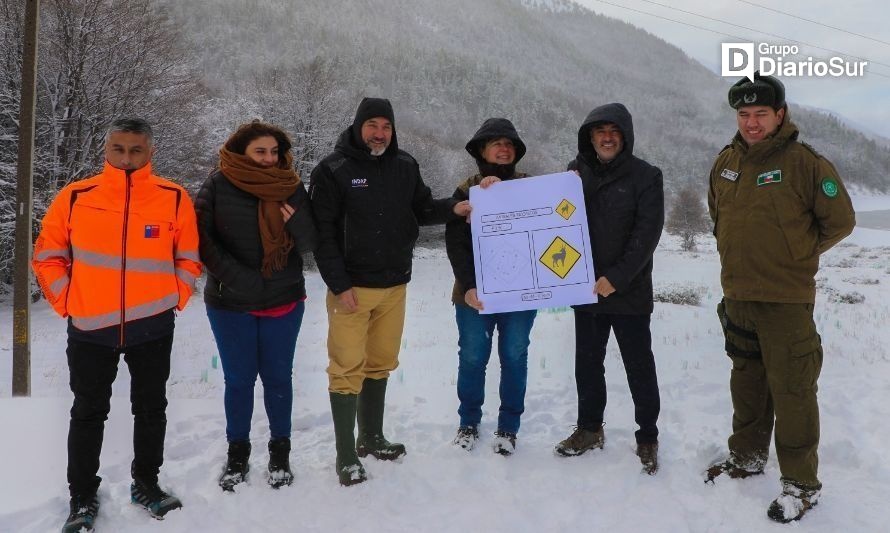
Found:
[570,103,664,315]
[309,98,458,294]
[445,118,529,305]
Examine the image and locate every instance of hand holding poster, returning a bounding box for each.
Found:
[469,171,596,314]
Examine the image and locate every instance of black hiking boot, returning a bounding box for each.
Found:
[330,392,367,486]
[767,480,821,523]
[130,478,182,518]
[704,452,766,483]
[219,440,251,492]
[555,426,605,457]
[492,430,517,456]
[452,426,479,451]
[636,442,659,475]
[356,378,406,461]
[61,493,99,532]
[267,437,293,488]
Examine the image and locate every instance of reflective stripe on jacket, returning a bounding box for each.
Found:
[32,162,202,340]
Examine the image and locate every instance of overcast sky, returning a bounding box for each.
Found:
[574,0,890,139]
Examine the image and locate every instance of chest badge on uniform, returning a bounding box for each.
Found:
[821,177,839,198]
[720,169,739,182]
[756,170,782,187]
[351,178,369,188]
[144,225,160,238]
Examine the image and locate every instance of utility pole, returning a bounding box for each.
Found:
[13,0,41,397]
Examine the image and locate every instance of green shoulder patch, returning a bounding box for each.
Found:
[821,177,839,198]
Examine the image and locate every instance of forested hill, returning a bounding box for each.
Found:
[163,0,890,194]
[1,0,884,287]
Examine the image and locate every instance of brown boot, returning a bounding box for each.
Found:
[704,452,766,483]
[767,480,820,523]
[555,426,604,457]
[636,442,659,475]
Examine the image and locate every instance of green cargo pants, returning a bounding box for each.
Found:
[718,298,823,489]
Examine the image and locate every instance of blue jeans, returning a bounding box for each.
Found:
[207,302,305,442]
[455,304,537,434]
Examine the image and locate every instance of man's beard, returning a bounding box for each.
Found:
[370,147,386,156]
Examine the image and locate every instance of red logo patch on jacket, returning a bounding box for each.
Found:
[144,225,160,238]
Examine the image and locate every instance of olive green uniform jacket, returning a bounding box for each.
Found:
[708,116,856,304]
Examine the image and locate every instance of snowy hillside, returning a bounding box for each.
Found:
[2,204,890,531]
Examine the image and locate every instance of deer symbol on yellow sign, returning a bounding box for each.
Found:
[556,199,576,220]
[540,237,581,279]
[552,246,567,268]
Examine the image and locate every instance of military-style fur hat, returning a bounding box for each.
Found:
[728,71,786,110]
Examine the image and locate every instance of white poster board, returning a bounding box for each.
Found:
[469,172,596,314]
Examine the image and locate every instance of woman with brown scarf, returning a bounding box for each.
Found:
[195,121,317,492]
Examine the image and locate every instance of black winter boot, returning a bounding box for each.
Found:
[267,437,293,488]
[330,392,367,486]
[219,440,251,492]
[356,377,406,461]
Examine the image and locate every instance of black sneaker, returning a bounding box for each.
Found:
[62,494,99,532]
[130,479,182,519]
[492,430,517,456]
[452,426,479,451]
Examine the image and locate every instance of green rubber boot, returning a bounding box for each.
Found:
[329,392,367,486]
[356,377,406,461]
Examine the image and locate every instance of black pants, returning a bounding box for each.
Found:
[66,334,173,498]
[574,312,660,444]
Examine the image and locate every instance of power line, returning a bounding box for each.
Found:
[638,0,890,70]
[587,0,890,79]
[590,0,748,40]
[737,0,890,47]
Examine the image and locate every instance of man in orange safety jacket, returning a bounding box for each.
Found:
[32,118,201,531]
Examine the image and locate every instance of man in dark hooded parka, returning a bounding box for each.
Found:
[554,103,665,475]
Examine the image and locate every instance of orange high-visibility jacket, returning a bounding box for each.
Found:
[32,162,202,342]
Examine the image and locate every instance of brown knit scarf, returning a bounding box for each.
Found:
[219,147,301,278]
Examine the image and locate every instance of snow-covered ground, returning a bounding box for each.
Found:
[3,202,890,532]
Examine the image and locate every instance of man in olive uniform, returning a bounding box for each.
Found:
[705,72,855,523]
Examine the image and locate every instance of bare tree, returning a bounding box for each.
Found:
[246,58,353,181]
[35,0,204,189]
[0,0,206,291]
[666,185,710,251]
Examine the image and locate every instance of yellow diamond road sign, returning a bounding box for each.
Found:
[556,199,576,220]
[540,236,581,279]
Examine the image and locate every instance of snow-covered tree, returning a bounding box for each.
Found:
[666,186,710,252]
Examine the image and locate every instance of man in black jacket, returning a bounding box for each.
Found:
[554,103,665,475]
[309,97,469,485]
